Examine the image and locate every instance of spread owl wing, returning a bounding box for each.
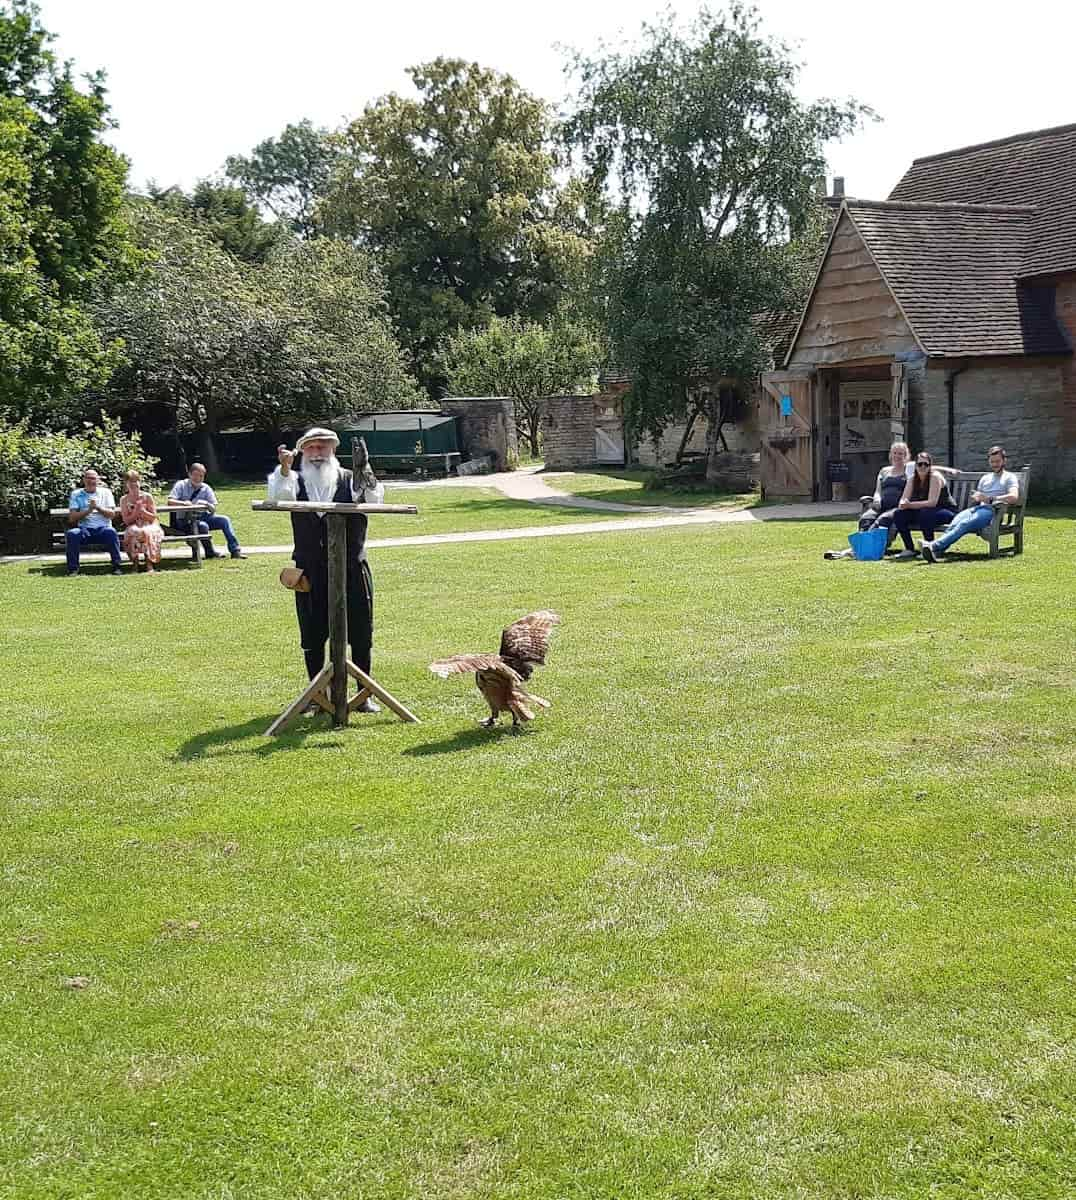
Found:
[428,654,523,682]
[499,610,560,664]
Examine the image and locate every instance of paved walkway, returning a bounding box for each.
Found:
[3,497,860,566]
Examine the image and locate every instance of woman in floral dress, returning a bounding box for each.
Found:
[119,470,164,572]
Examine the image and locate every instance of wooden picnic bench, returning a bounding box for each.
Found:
[859,466,1030,557]
[50,502,216,566]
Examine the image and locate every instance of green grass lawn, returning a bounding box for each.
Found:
[540,468,758,509]
[2,505,1074,1198]
[206,479,640,547]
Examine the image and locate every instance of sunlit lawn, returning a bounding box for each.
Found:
[204,479,640,548]
[541,468,759,509]
[1,503,1073,1198]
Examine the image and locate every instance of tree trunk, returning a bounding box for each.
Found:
[704,394,726,484]
[194,396,222,474]
[674,406,701,465]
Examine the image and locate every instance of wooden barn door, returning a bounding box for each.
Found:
[760,371,817,498]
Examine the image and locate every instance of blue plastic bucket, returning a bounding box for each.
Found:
[848,527,888,561]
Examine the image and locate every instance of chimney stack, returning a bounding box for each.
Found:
[832,176,845,198]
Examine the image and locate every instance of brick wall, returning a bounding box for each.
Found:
[541,395,598,469]
[633,396,759,467]
[922,361,1075,484]
[440,397,518,471]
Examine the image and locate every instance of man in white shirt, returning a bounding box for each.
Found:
[267,427,385,712]
[920,446,1020,563]
[66,469,123,575]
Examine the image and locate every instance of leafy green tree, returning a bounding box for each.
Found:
[0,0,135,424]
[225,119,339,238]
[146,180,284,263]
[321,59,592,394]
[564,4,869,480]
[441,315,600,456]
[94,203,420,468]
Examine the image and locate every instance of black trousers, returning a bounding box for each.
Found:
[296,559,374,680]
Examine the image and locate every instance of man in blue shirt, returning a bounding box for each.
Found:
[920,446,1021,563]
[168,463,246,560]
[66,469,123,575]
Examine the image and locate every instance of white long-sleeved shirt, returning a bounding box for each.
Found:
[267,466,385,512]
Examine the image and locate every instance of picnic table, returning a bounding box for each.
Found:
[50,502,217,566]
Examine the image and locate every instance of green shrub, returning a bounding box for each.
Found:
[0,415,158,524]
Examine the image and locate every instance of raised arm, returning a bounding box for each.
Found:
[268,446,300,500]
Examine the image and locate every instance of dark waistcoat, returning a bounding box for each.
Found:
[290,469,370,575]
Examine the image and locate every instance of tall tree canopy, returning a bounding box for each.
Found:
[321,59,591,394]
[94,203,420,470]
[145,180,284,263]
[564,4,868,477]
[0,0,135,424]
[225,119,339,238]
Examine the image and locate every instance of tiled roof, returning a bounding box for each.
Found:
[888,123,1076,278]
[845,200,1069,356]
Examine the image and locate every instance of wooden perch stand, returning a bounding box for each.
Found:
[251,499,420,734]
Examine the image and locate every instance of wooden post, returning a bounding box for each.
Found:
[327,514,349,727]
[251,499,420,735]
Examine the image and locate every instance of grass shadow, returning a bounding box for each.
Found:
[402,724,528,757]
[175,713,348,760]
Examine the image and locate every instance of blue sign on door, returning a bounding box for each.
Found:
[780,394,793,417]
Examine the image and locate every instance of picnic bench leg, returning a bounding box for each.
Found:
[191,519,203,568]
[987,512,1000,558]
[327,515,349,728]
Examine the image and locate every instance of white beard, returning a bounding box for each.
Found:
[302,456,341,504]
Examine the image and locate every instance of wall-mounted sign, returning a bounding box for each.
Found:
[826,459,851,483]
[780,395,793,417]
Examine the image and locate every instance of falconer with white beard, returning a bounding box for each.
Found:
[268,427,385,713]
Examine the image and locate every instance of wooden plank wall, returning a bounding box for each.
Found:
[789,213,922,366]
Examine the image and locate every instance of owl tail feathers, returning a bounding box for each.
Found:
[508,691,551,722]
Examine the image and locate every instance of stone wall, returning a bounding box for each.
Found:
[440,397,518,471]
[921,361,1076,485]
[1056,276,1076,448]
[541,395,599,470]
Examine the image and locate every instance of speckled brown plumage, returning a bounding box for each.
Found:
[429,611,560,728]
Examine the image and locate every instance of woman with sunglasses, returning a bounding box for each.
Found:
[890,452,955,559]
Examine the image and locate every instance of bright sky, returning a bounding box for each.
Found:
[38,0,1076,201]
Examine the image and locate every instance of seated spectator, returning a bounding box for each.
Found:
[824,441,912,559]
[168,463,246,560]
[119,469,164,573]
[890,452,955,560]
[66,469,122,576]
[921,446,1020,563]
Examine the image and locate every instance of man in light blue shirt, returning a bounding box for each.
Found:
[66,469,123,575]
[920,446,1020,563]
[168,463,246,560]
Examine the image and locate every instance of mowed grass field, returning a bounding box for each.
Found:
[1,503,1074,1199]
[202,480,642,549]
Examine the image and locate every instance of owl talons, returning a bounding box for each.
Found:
[479,715,497,729]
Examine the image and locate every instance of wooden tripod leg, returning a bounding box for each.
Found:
[265,664,333,736]
[345,660,420,723]
[347,688,372,713]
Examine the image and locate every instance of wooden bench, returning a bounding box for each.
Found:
[858,466,1030,557]
[360,452,462,478]
[51,502,216,566]
[943,468,1029,557]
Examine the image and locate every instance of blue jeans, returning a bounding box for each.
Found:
[176,514,240,555]
[931,504,995,552]
[892,506,955,550]
[66,525,121,572]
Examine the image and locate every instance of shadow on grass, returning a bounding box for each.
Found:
[402,723,528,756]
[175,713,348,760]
[30,558,202,577]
